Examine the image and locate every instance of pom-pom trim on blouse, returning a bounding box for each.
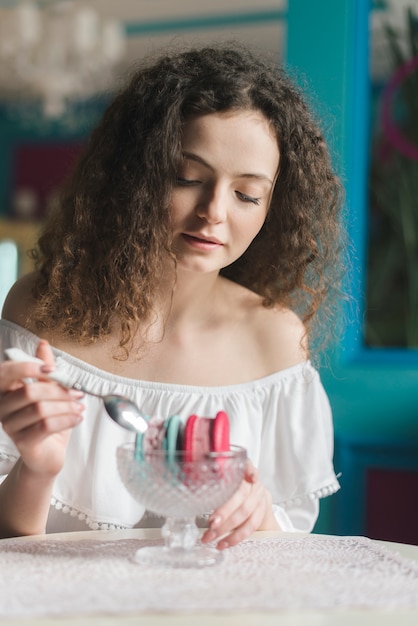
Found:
[280,480,341,509]
[47,480,341,532]
[50,497,129,531]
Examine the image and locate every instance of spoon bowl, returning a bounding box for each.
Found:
[51,376,149,434]
[92,393,148,434]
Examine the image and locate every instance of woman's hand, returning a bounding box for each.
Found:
[201,459,280,550]
[0,340,84,478]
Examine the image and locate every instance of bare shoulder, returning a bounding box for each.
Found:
[252,303,308,369]
[220,277,308,373]
[1,271,39,330]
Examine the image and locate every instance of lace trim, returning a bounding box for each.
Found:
[50,497,129,531]
[280,479,341,509]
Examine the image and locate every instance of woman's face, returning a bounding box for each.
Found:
[169,109,280,275]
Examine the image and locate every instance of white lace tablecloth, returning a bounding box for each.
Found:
[0,534,418,618]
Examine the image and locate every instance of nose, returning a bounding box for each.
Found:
[195,184,227,224]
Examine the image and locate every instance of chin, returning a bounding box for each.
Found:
[176,259,222,275]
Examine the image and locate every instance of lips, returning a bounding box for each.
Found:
[182,233,223,246]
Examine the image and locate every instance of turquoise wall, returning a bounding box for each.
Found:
[287,0,418,438]
[287,0,418,533]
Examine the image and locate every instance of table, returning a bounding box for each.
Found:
[1,529,417,625]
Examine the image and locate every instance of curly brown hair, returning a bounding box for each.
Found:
[30,43,345,356]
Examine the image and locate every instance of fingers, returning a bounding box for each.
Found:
[0,378,84,437]
[205,483,266,549]
[0,380,84,420]
[0,361,49,393]
[0,342,84,478]
[201,460,275,550]
[0,383,84,477]
[206,460,259,532]
[243,459,258,483]
[35,340,56,371]
[10,410,84,454]
[1,386,84,434]
[0,340,55,392]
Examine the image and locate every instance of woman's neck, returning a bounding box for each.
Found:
[160,269,223,330]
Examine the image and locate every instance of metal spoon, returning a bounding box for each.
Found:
[4,347,148,434]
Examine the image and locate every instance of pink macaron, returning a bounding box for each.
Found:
[183,411,230,462]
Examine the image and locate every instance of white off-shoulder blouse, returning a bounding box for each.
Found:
[0,319,340,534]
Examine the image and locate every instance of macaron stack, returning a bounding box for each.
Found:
[135,411,230,462]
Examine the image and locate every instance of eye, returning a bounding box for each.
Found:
[236,191,261,205]
[176,177,200,186]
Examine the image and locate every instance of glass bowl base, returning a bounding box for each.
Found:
[133,544,224,568]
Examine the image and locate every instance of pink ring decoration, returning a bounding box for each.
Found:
[381,53,418,161]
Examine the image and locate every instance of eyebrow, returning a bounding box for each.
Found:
[182,152,274,185]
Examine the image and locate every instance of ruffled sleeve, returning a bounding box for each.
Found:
[254,363,340,531]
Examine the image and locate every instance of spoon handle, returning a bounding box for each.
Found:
[4,347,86,392]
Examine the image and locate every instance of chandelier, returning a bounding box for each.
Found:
[0,1,126,123]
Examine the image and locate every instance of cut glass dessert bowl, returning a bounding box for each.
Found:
[117,443,247,567]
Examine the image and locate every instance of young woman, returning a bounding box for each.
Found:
[0,44,343,545]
